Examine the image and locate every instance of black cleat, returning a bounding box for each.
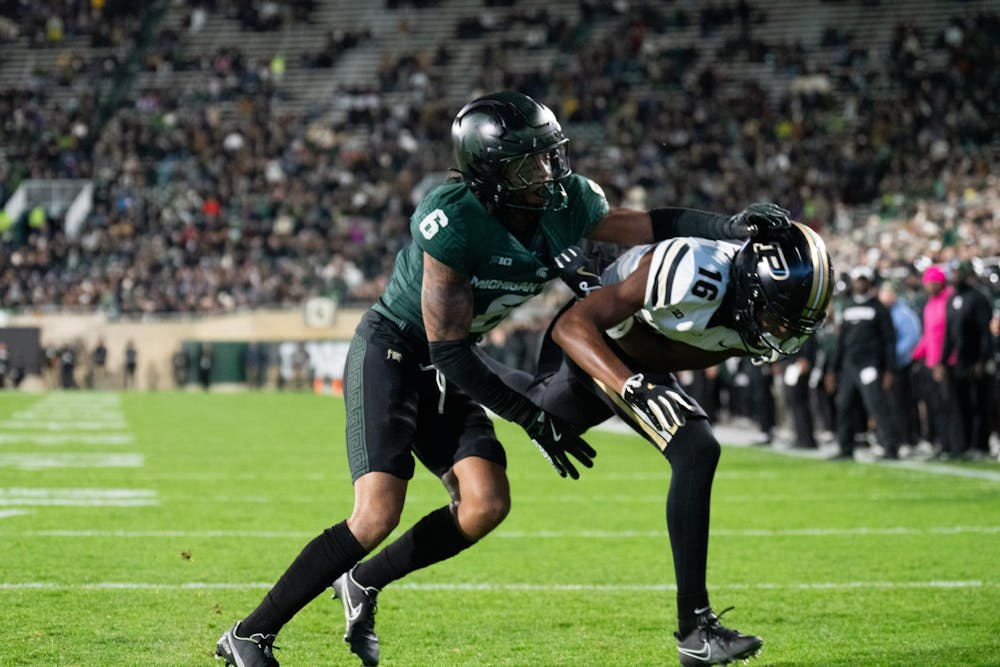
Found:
[332,567,380,666]
[215,622,279,667]
[675,607,762,666]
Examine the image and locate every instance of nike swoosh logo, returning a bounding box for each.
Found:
[678,640,712,661]
[342,584,363,622]
[694,606,712,615]
[575,267,600,280]
[550,422,562,442]
[347,600,363,622]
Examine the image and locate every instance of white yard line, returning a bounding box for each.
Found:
[0,421,128,430]
[0,454,144,470]
[11,525,1000,539]
[593,420,1000,482]
[887,461,1000,482]
[0,396,150,507]
[0,499,157,507]
[0,580,994,591]
[0,510,31,520]
[0,433,134,445]
[0,488,158,507]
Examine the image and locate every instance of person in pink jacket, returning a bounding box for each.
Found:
[911,265,954,456]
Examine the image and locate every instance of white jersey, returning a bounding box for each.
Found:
[602,237,766,356]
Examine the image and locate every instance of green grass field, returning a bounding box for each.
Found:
[1,391,998,666]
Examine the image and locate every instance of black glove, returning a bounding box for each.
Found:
[620,373,696,432]
[554,246,602,299]
[728,202,791,238]
[523,409,596,479]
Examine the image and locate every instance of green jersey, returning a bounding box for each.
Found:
[374,174,610,340]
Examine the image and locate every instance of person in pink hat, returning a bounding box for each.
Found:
[911,265,954,456]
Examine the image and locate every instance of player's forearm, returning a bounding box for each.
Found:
[428,340,537,425]
[553,310,633,393]
[649,207,745,241]
[585,207,745,246]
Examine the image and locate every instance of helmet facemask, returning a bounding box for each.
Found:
[452,91,573,213]
[731,223,834,362]
[750,296,824,357]
[498,142,572,211]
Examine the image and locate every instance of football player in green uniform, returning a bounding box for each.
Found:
[216,91,789,667]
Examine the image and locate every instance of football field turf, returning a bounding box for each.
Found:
[1,391,998,666]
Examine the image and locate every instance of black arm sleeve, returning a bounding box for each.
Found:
[649,207,746,242]
[428,339,537,428]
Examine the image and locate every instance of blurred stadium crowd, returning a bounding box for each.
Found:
[0,0,998,459]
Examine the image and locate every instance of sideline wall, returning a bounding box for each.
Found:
[8,307,367,391]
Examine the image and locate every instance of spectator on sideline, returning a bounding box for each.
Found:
[990,312,1000,459]
[244,342,266,389]
[123,339,138,389]
[90,338,108,390]
[878,282,922,452]
[825,267,898,460]
[911,266,955,455]
[198,343,214,391]
[780,336,820,449]
[812,313,838,440]
[214,90,783,667]
[171,345,189,389]
[939,261,993,459]
[290,342,310,390]
[59,342,78,389]
[745,359,776,446]
[0,342,8,389]
[686,366,722,423]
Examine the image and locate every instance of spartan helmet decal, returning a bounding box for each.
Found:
[451,91,572,211]
[731,222,834,360]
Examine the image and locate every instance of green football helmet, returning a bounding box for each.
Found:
[451,91,571,211]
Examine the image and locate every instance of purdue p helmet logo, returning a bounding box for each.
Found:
[752,242,790,281]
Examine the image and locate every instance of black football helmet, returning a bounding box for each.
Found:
[452,91,571,211]
[731,222,834,361]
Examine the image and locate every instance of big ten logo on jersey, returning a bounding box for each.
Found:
[418,209,449,240]
[753,242,790,280]
[490,255,513,266]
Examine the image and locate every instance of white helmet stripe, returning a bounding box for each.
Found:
[792,222,831,318]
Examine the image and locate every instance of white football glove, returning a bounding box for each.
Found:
[620,373,696,432]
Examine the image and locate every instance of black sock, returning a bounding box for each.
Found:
[241,521,367,636]
[663,420,720,638]
[676,590,711,637]
[353,506,474,590]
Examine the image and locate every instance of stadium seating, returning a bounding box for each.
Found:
[1,0,998,318]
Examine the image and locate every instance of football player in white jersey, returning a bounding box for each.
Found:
[492,218,834,665]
